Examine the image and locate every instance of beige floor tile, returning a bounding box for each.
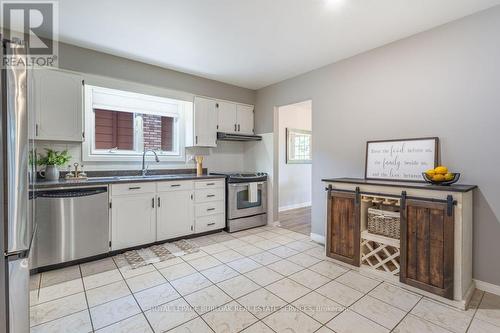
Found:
[268,245,299,258]
[287,253,322,268]
[234,245,264,256]
[270,235,295,245]
[220,239,248,248]
[248,251,281,265]
[134,282,180,311]
[167,317,213,332]
[212,249,245,263]
[227,257,262,274]
[38,278,84,303]
[266,278,311,303]
[286,232,310,241]
[309,261,348,279]
[266,259,303,276]
[145,298,197,332]
[30,310,92,333]
[159,262,197,281]
[293,291,344,324]
[171,272,213,296]
[410,298,472,333]
[202,301,258,333]
[201,243,229,254]
[83,269,123,290]
[368,283,421,311]
[40,266,81,288]
[335,271,380,293]
[326,309,389,333]
[254,232,280,240]
[237,288,287,319]
[239,235,267,244]
[86,280,131,307]
[393,314,453,333]
[468,317,500,333]
[90,295,141,330]
[245,267,284,286]
[181,250,210,261]
[119,264,156,279]
[209,233,235,243]
[96,313,152,333]
[184,285,232,315]
[253,239,281,251]
[286,240,317,252]
[240,321,274,333]
[200,264,240,283]
[316,280,364,307]
[80,258,116,277]
[30,292,88,327]
[289,269,331,289]
[475,292,500,327]
[262,306,322,333]
[191,235,216,246]
[187,255,222,271]
[126,270,166,293]
[153,257,184,270]
[217,275,260,299]
[304,246,327,259]
[351,295,406,329]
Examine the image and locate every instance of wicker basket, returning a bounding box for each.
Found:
[367,208,400,239]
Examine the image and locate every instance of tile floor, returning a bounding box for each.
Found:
[29,225,500,333]
[277,207,311,235]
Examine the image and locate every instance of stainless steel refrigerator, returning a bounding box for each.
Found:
[0,37,34,333]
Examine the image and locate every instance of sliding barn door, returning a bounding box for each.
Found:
[326,190,361,266]
[400,199,454,299]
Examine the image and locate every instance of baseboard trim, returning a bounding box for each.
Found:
[278,202,311,212]
[310,233,325,245]
[474,279,500,296]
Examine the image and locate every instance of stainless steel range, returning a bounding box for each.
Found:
[210,172,267,232]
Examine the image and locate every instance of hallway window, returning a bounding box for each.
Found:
[286,128,312,164]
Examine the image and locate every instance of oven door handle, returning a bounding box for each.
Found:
[229,182,264,187]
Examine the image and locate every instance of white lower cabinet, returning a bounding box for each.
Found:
[111,193,156,251]
[110,178,225,251]
[157,189,194,241]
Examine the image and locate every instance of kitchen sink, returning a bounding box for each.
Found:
[87,174,187,182]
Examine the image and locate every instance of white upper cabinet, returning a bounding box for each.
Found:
[236,104,254,135]
[32,69,83,141]
[217,101,237,133]
[188,96,217,147]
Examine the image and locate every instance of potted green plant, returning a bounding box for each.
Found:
[37,149,71,180]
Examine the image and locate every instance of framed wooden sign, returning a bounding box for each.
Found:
[365,137,439,182]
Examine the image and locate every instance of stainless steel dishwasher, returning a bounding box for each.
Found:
[32,186,110,269]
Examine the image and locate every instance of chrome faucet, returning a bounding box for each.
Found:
[141,150,160,176]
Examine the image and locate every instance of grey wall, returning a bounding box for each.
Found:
[255,6,500,285]
[58,43,255,105]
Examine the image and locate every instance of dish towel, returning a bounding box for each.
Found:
[248,183,258,203]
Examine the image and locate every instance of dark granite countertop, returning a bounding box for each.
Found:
[33,173,226,189]
[322,177,477,193]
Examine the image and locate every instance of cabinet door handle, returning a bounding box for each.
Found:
[35,124,39,136]
[170,184,181,187]
[238,124,240,132]
[207,222,216,226]
[207,194,215,198]
[129,186,141,190]
[234,124,237,131]
[152,197,155,208]
[157,197,161,207]
[207,208,216,211]
[206,183,215,186]
[195,135,198,144]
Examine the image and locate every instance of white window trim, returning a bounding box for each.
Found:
[83,85,189,162]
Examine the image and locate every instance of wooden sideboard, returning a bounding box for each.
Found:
[323,177,476,309]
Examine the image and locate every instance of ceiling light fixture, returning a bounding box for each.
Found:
[324,0,346,10]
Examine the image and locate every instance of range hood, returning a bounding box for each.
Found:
[217,132,262,141]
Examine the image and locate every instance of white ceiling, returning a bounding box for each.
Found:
[54,0,500,89]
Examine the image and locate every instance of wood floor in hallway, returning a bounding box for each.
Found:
[278,206,311,235]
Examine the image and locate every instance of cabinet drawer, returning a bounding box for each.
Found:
[157,180,194,192]
[195,214,225,233]
[195,179,225,189]
[195,201,225,217]
[112,182,156,196]
[195,188,224,203]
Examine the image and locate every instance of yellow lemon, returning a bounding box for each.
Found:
[444,173,455,181]
[434,166,448,175]
[432,174,446,182]
[425,169,436,178]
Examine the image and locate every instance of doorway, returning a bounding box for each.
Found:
[276,100,312,235]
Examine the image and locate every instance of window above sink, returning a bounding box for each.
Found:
[83,85,192,162]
